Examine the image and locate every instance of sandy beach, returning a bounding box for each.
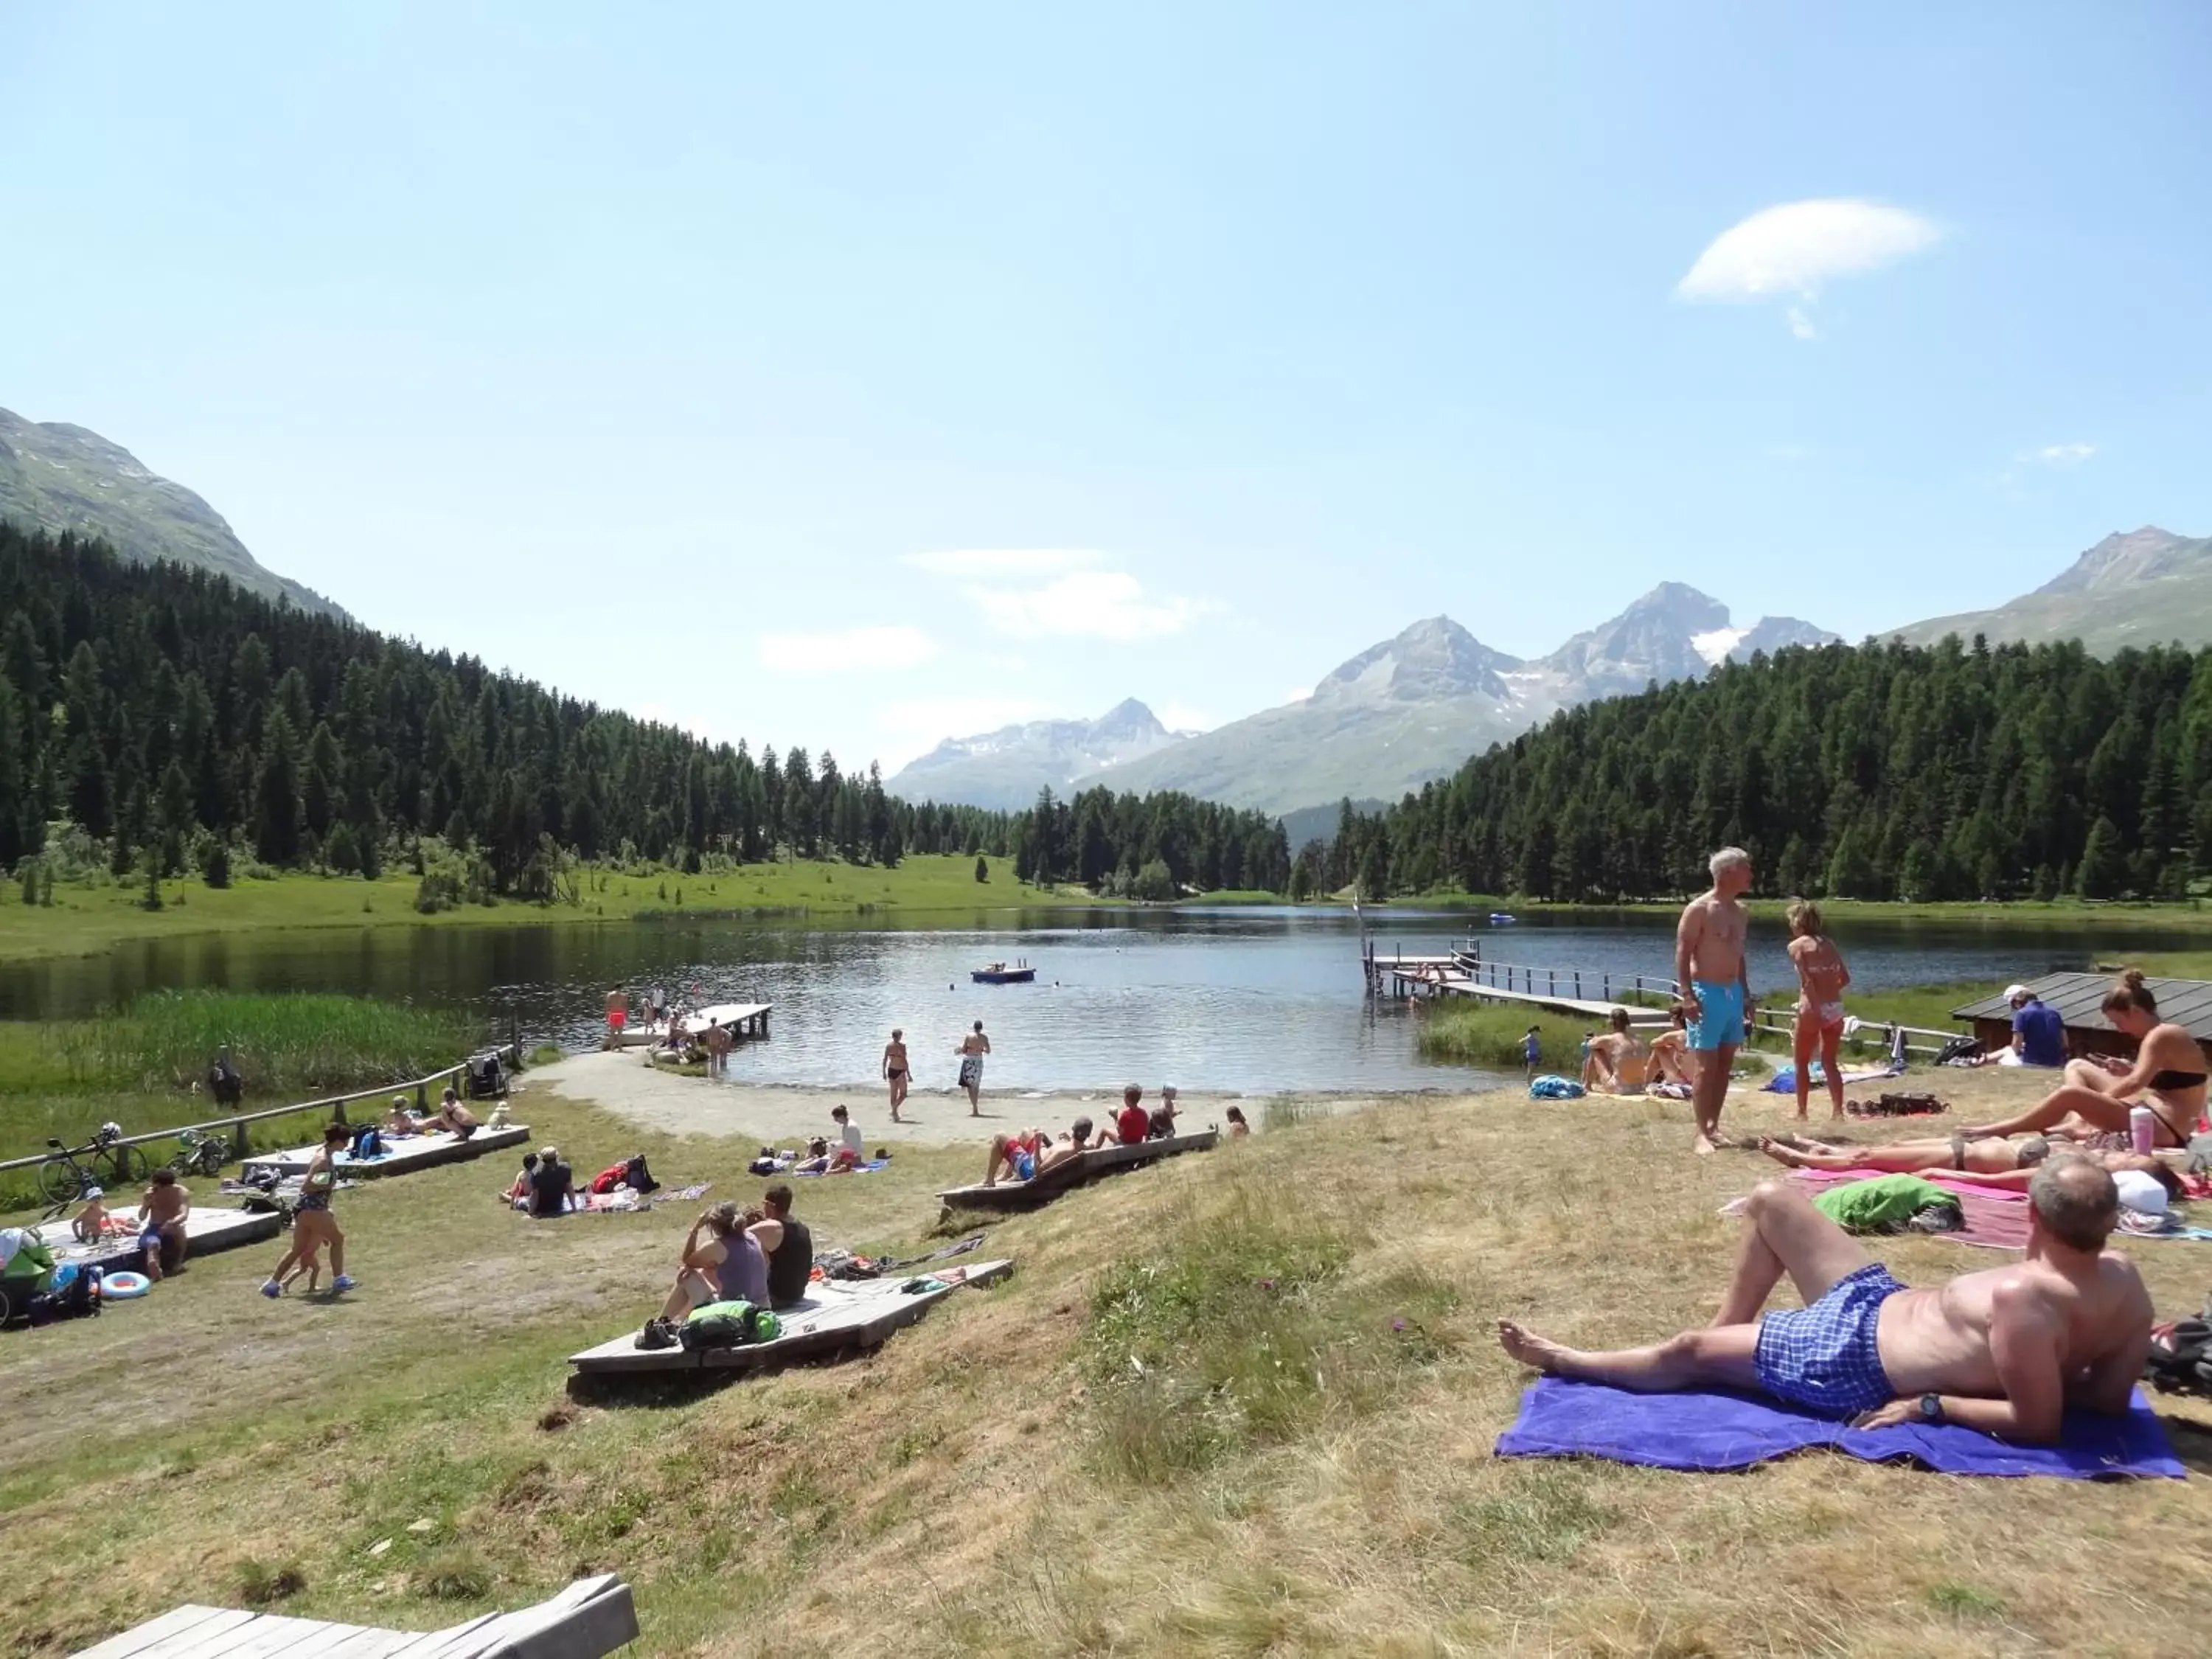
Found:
[519,1048,1410,1147]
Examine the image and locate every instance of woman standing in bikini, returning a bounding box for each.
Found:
[1963,969,2206,1150]
[882,1029,911,1123]
[1785,900,1851,1122]
[262,1124,355,1298]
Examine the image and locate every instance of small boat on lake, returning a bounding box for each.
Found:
[1488,912,1518,926]
[971,959,1037,984]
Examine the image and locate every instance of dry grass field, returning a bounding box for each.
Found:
[4,1064,2208,1658]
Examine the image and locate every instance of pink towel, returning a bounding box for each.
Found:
[1787,1167,2032,1251]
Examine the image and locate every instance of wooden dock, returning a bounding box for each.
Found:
[33,1206,282,1274]
[570,1259,1012,1378]
[936,1130,1220,1212]
[240,1124,529,1183]
[611,1001,771,1049]
[1369,947,1680,1020]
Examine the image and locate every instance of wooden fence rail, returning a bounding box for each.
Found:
[0,1044,516,1176]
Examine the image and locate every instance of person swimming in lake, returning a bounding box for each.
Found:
[1960,969,2205,1151]
[1786,900,1852,1123]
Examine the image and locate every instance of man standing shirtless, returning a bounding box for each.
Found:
[1498,1161,2152,1442]
[1675,846,1754,1154]
[955,1020,991,1116]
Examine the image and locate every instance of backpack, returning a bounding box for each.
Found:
[349,1126,383,1160]
[623,1155,659,1194]
[678,1299,782,1350]
[1935,1036,1983,1066]
[2145,1315,2212,1399]
[588,1161,629,1195]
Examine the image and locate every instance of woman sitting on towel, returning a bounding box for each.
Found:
[1580,1008,1650,1096]
[1961,969,2206,1151]
[1759,1133,2182,1197]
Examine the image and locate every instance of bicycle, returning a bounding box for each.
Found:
[38,1122,152,1210]
[168,1127,232,1178]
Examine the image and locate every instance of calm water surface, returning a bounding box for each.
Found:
[0,908,2192,1095]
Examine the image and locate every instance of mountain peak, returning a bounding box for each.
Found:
[1312,615,1523,706]
[884,698,1186,809]
[2036,526,2206,597]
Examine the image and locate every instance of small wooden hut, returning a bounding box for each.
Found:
[1952,971,2212,1065]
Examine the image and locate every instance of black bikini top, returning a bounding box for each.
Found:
[2148,1069,2208,1093]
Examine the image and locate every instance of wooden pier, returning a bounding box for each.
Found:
[1363,940,1680,1020]
[612,1001,771,1049]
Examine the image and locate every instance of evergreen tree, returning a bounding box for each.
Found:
[254,709,305,865]
[974,854,989,883]
[2077,815,2126,899]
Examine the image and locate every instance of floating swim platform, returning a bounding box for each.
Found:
[936,1129,1220,1212]
[568,1259,1013,1379]
[970,965,1036,984]
[240,1124,529,1183]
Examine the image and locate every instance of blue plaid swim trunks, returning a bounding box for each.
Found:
[1753,1262,1905,1417]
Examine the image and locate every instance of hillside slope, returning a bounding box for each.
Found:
[1891,526,2212,653]
[0,406,342,617]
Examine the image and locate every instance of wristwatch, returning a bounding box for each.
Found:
[1918,1393,1945,1425]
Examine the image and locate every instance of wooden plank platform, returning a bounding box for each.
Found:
[71,1573,638,1659]
[240,1124,529,1183]
[611,1002,771,1048]
[936,1130,1219,1212]
[1380,964,1672,1021]
[568,1259,1013,1378]
[32,1206,282,1274]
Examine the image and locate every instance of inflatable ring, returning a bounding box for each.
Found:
[102,1270,151,1299]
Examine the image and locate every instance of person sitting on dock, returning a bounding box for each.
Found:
[751,1185,813,1310]
[1148,1088,1180,1139]
[385,1094,425,1135]
[1959,970,2206,1152]
[1111,1085,1150,1146]
[656,1201,769,1329]
[71,1186,115,1244]
[1497,1163,2153,1442]
[434,1087,479,1141]
[982,1119,1094,1187]
[136,1169,192,1281]
[1580,1008,1650,1096]
[1758,1133,2183,1197]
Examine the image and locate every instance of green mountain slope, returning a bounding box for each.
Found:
[0,406,343,618]
[1891,526,2212,654]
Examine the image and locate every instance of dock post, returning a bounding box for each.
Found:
[231,1117,247,1159]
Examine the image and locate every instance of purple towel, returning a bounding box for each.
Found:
[1497,1377,2183,1479]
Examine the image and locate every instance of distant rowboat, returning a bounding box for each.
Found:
[1488,912,1518,925]
[971,959,1037,984]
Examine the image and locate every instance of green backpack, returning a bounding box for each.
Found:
[679,1299,782,1350]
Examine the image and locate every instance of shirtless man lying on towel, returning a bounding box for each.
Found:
[1759,1133,2183,1197]
[1497,1163,2151,1441]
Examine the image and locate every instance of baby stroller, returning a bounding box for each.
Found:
[465,1050,509,1101]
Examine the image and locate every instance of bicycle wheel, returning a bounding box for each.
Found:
[39,1157,83,1206]
[106,1143,153,1186]
[193,1138,229,1175]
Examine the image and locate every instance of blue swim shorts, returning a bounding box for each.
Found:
[1753,1262,1905,1418]
[1686,978,1746,1050]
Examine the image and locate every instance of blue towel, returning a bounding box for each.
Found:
[1528,1075,1586,1100]
[1495,1377,2183,1480]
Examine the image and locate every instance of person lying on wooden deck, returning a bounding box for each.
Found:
[982,1119,1094,1187]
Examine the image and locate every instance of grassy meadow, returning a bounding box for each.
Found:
[0,855,1107,964]
[0,992,477,1203]
[4,1064,2209,1658]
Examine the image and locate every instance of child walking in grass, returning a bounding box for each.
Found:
[1522,1026,1542,1079]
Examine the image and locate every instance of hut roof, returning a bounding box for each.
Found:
[1951,971,2212,1040]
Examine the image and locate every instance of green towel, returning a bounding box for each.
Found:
[1812,1173,1960,1233]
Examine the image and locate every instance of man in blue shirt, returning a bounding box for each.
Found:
[2007,984,2066,1068]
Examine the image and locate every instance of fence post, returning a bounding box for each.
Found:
[232,1117,247,1158]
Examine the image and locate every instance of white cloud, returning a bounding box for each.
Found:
[2032,442,2096,466]
[1677,199,1942,302]
[902,548,1102,579]
[757,625,938,675]
[965,569,1203,641]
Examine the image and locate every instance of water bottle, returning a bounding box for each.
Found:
[2129,1105,2156,1155]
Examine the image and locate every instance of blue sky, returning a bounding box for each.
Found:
[3,4,2207,773]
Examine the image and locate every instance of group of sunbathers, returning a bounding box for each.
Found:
[71,1169,193,1284]
[980,1084,1208,1186]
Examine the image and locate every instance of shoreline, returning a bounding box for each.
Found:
[520,1049,1420,1147]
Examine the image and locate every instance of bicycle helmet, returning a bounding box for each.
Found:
[99,1121,123,1144]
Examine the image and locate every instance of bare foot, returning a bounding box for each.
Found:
[1496,1319,1571,1374]
[1794,1109,1809,1121]
[1694,1134,1717,1156]
[1758,1137,1806,1168]
[1830,1109,1847,1122]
